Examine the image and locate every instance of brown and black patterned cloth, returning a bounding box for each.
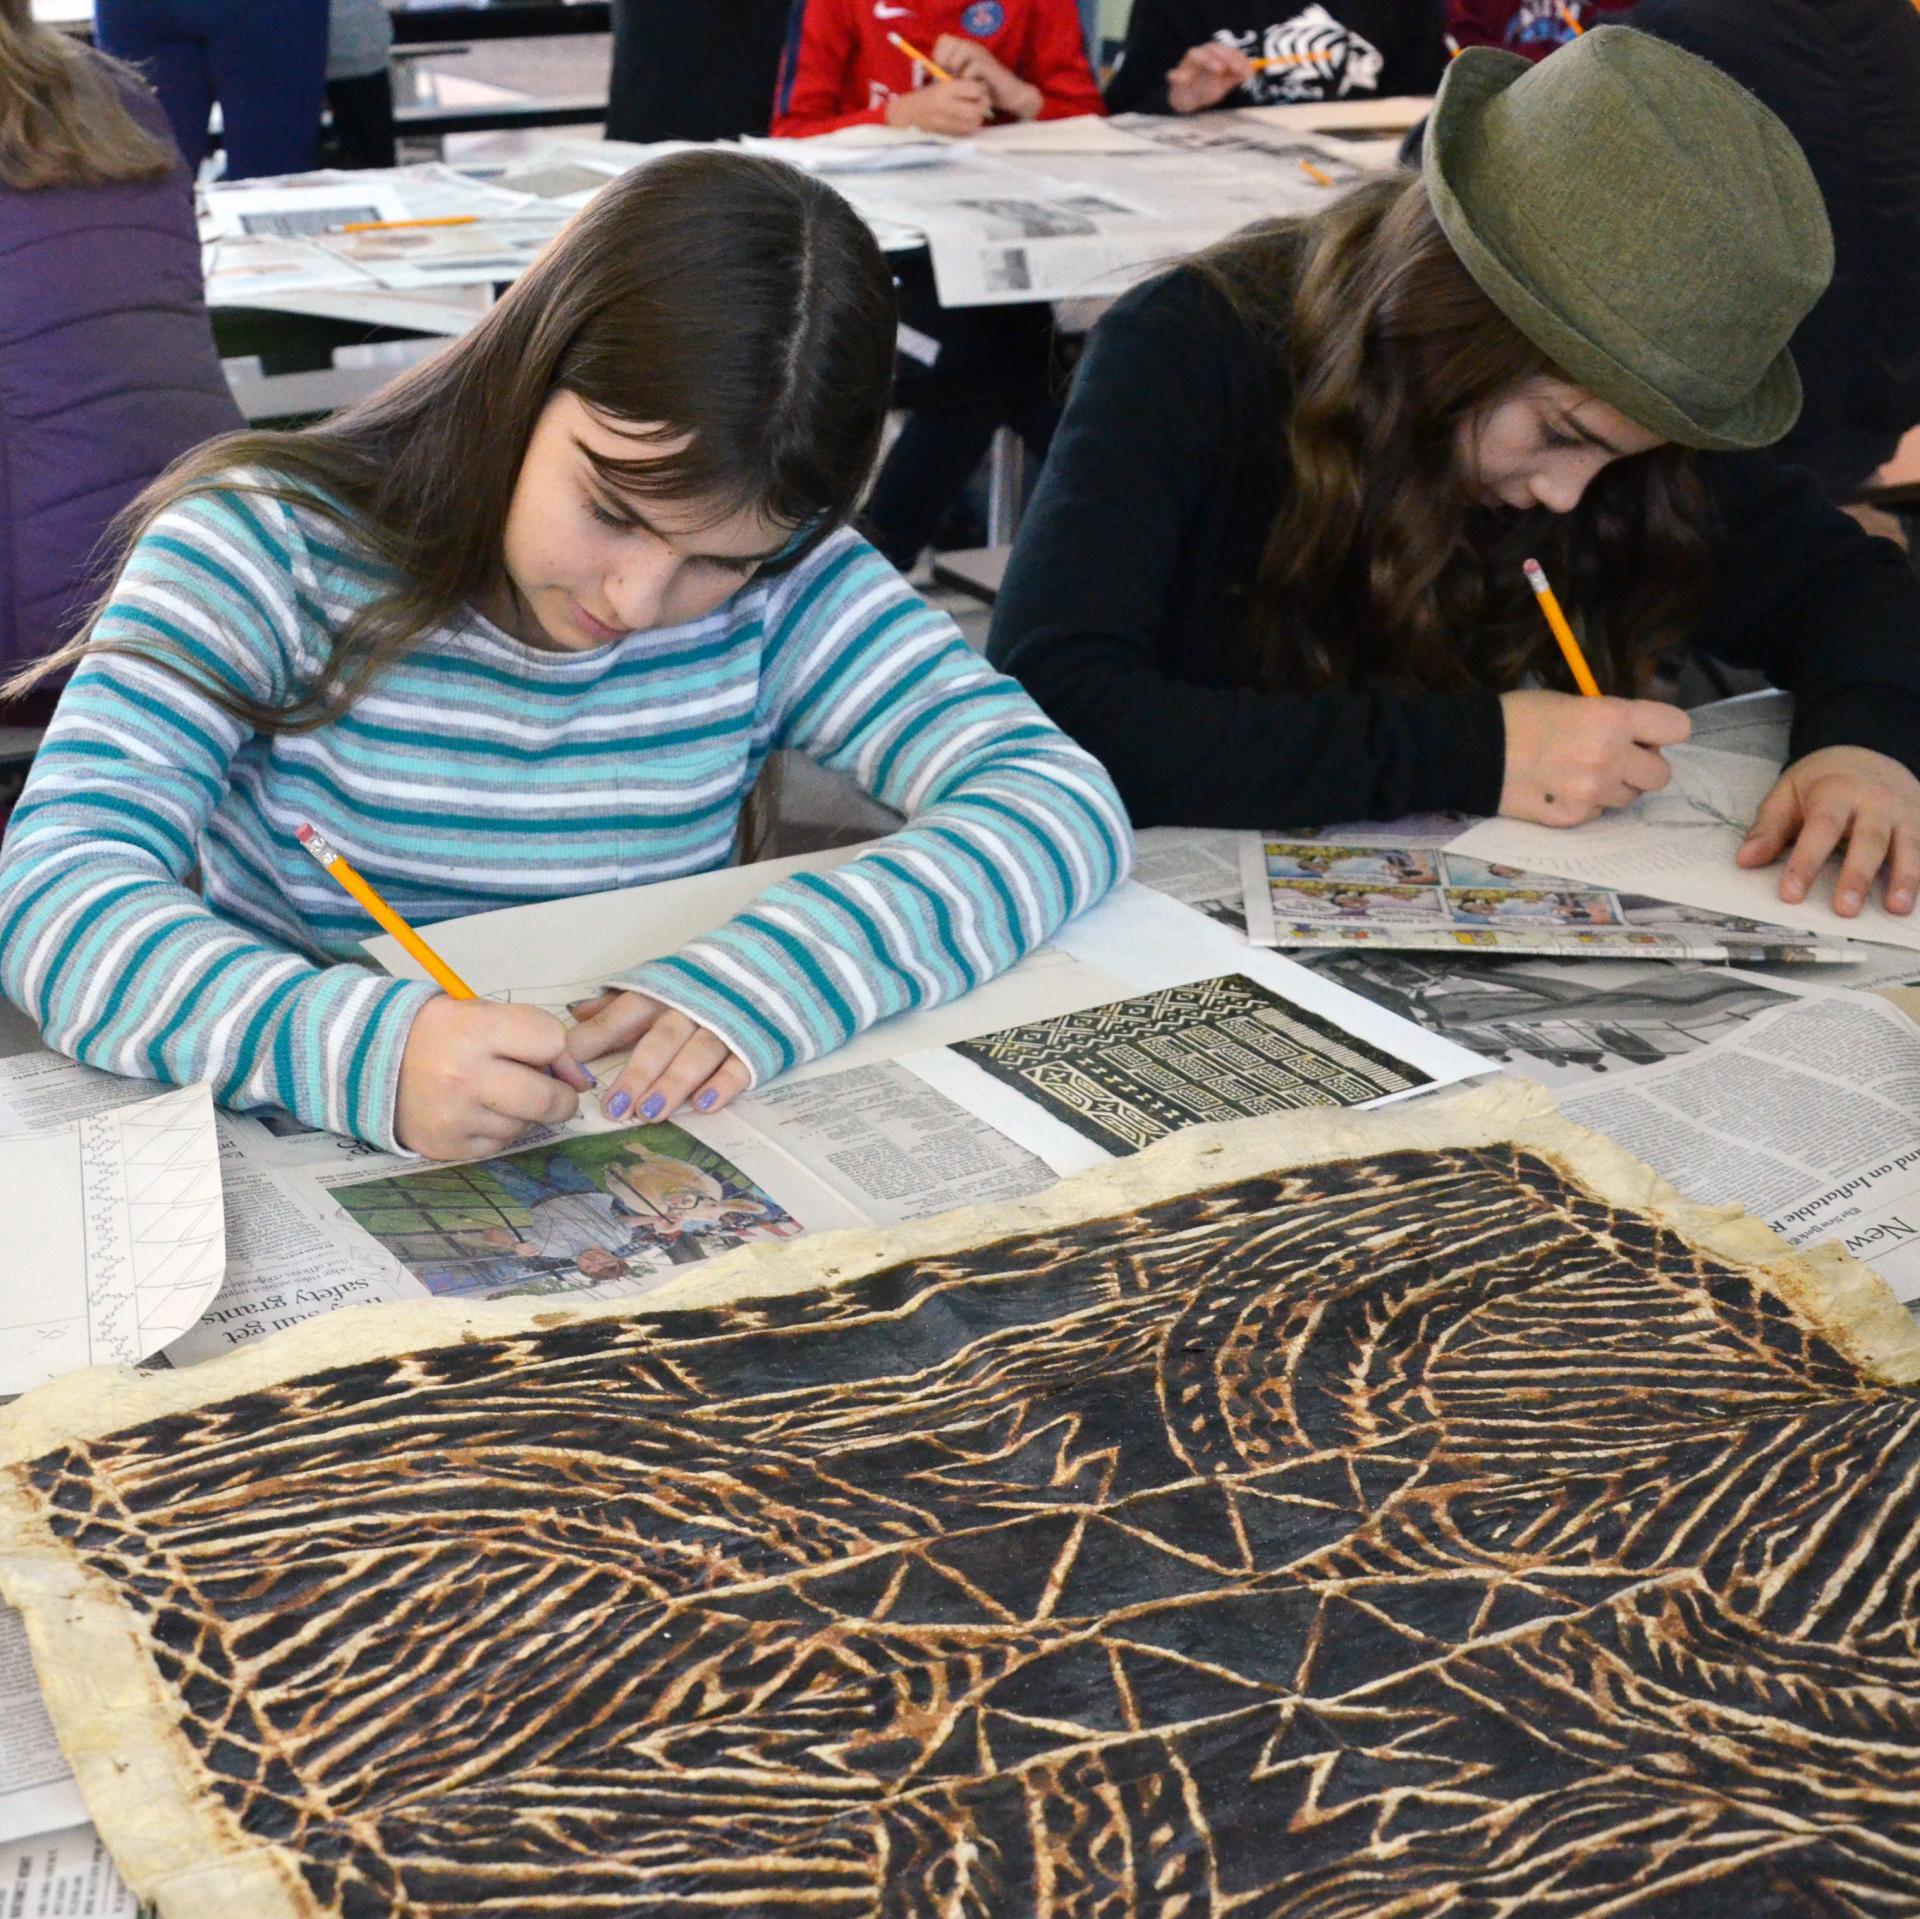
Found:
[9,1128,1920,1914]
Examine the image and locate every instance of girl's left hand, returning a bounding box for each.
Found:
[1736,745,1920,917]
[564,990,753,1122]
[933,34,1043,118]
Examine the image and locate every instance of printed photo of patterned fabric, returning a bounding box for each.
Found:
[0,1083,1917,1917]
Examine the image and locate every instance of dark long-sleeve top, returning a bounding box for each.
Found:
[987,264,1920,830]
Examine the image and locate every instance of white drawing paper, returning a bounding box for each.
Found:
[0,1082,225,1394]
[1449,744,1920,956]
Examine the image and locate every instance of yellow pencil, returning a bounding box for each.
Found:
[1299,158,1335,187]
[887,31,956,82]
[336,214,481,234]
[1444,32,1463,56]
[1247,50,1331,68]
[295,823,476,998]
[1556,1,1585,33]
[1523,558,1602,698]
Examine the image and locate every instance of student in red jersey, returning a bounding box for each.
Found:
[772,0,1103,570]
[1447,0,1634,61]
[772,0,1102,138]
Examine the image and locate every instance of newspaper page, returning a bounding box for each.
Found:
[0,1824,136,1916]
[831,137,1367,305]
[1299,951,1796,1092]
[1131,827,1249,931]
[0,1614,84,1849]
[1553,991,1920,1303]
[1241,815,1848,961]
[1450,744,1920,957]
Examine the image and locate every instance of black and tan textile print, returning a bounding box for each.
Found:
[3,1090,1919,1916]
[952,972,1429,1152]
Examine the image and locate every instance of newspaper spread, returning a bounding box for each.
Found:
[1239,815,1848,961]
[1554,990,1920,1303]
[1299,951,1797,1091]
[0,1823,136,1915]
[826,132,1379,306]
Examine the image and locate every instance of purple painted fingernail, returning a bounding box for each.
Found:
[606,1091,631,1120]
[695,1089,718,1112]
[640,1093,666,1120]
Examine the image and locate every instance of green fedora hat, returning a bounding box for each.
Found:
[1422,26,1833,451]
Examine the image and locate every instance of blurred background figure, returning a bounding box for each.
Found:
[93,0,330,179]
[323,0,395,170]
[606,0,791,142]
[0,0,239,728]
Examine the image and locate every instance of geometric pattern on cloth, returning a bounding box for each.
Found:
[2,1086,1918,1917]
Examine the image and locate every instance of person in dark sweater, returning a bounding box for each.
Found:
[1105,0,1445,115]
[605,0,792,143]
[992,30,1920,922]
[1629,0,1920,504]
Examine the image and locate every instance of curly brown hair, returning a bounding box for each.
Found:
[1197,173,1714,699]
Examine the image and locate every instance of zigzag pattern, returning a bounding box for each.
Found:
[23,1142,1920,1915]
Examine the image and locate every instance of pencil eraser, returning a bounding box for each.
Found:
[294,822,316,846]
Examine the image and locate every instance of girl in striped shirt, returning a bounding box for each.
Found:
[0,150,1129,1160]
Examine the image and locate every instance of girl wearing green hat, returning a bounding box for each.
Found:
[990,26,1920,921]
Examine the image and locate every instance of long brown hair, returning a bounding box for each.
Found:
[1198,174,1712,698]
[5,149,897,733]
[0,0,175,189]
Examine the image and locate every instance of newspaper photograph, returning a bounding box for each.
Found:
[1240,818,1848,961]
[1300,951,1793,1091]
[1554,990,1920,1304]
[313,215,565,289]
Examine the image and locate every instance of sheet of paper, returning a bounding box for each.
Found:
[1449,744,1920,956]
[0,1082,224,1395]
[201,174,409,239]
[969,115,1165,154]
[1554,991,1920,1302]
[0,1822,136,1915]
[0,1054,428,1370]
[1241,814,1846,961]
[740,132,960,174]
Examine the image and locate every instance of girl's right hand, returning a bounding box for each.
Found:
[1497,689,1692,827]
[1166,40,1253,113]
[884,78,993,136]
[394,996,593,1161]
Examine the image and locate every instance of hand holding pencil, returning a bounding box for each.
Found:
[295,822,595,1160]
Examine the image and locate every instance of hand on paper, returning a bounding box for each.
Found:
[1166,40,1254,113]
[932,36,1044,120]
[1736,745,1920,917]
[564,990,753,1125]
[1497,689,1692,826]
[884,76,993,135]
[395,997,591,1160]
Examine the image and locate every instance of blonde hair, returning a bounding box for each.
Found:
[0,0,175,189]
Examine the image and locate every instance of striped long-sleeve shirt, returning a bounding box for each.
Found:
[0,483,1131,1150]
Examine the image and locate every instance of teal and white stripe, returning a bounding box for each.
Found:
[0,481,1131,1149]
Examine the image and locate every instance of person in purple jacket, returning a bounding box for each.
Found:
[0,0,241,728]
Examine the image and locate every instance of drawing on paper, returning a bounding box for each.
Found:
[0,1082,224,1394]
[951,971,1429,1152]
[5,1086,1920,1917]
[328,1123,799,1299]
